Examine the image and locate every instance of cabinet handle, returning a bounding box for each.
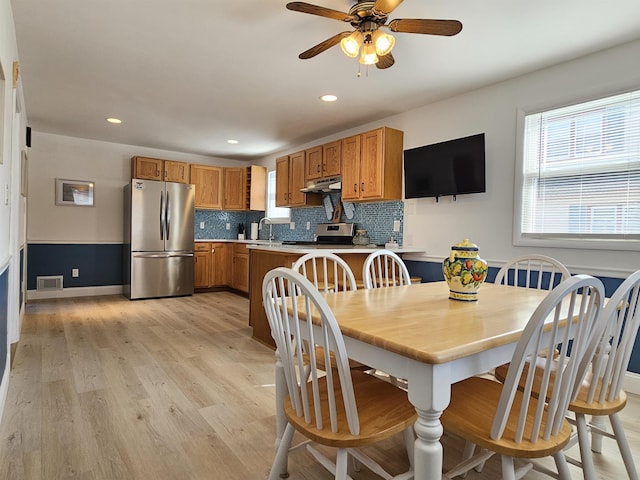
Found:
[211,248,215,253]
[316,165,320,173]
[361,182,365,192]
[353,183,357,192]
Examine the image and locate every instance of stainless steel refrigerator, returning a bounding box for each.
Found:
[123,179,195,299]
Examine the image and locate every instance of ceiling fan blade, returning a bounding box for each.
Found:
[376,53,395,69]
[286,2,356,22]
[299,32,351,59]
[388,18,463,36]
[373,0,404,16]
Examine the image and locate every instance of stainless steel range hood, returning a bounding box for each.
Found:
[299,176,342,193]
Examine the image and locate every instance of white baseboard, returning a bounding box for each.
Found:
[27,285,123,300]
[624,371,640,397]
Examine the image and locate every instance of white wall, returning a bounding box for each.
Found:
[258,39,640,279]
[27,133,248,243]
[0,0,28,432]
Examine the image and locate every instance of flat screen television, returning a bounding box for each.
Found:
[403,133,486,200]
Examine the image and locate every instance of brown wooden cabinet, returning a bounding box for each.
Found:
[322,140,342,178]
[305,145,323,181]
[190,164,223,209]
[194,242,230,288]
[341,126,404,202]
[275,153,322,208]
[223,165,267,211]
[231,243,250,293]
[224,167,246,210]
[132,156,189,183]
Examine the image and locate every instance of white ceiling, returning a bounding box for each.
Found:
[11,0,640,160]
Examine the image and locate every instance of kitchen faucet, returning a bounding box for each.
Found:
[258,217,274,241]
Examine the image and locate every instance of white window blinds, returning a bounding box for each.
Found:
[521,90,640,241]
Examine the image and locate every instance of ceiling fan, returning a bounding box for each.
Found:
[286,0,463,69]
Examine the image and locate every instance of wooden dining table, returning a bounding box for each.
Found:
[276,280,553,480]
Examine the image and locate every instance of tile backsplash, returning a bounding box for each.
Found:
[194,193,404,246]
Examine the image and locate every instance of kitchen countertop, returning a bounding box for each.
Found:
[246,243,424,254]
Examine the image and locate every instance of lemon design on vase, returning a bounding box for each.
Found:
[442,239,488,301]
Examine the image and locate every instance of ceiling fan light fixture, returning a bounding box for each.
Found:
[359,42,378,65]
[340,30,363,58]
[372,29,395,56]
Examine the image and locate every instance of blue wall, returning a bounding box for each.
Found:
[27,244,123,290]
[0,267,8,383]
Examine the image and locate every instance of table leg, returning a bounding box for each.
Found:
[408,364,451,480]
[413,408,444,479]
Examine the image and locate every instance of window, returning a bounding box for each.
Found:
[265,170,290,222]
[515,90,640,250]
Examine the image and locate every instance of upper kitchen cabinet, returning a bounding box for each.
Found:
[132,156,189,183]
[341,127,404,202]
[305,141,341,181]
[224,166,267,211]
[305,145,323,181]
[276,153,322,208]
[190,164,223,209]
[323,140,342,178]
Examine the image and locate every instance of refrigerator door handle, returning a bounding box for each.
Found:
[166,190,171,240]
[133,253,194,258]
[159,190,165,240]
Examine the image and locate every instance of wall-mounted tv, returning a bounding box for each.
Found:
[403,133,486,200]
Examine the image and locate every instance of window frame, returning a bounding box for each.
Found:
[513,91,640,252]
[265,169,290,224]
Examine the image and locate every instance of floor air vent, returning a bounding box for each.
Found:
[37,275,64,291]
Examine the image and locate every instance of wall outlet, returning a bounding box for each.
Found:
[393,219,401,232]
[226,223,230,230]
[72,268,79,278]
[306,222,310,230]
[290,222,295,230]
[199,221,205,229]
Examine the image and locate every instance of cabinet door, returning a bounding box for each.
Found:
[132,156,164,180]
[194,247,211,288]
[223,167,247,210]
[360,128,385,200]
[275,156,290,207]
[165,160,189,183]
[190,164,223,209]
[231,244,249,293]
[305,145,323,181]
[211,243,230,286]
[341,135,361,201]
[288,151,307,207]
[323,140,341,177]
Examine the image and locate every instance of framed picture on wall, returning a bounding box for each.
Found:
[55,178,94,206]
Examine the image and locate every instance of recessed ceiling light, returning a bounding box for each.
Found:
[320,94,338,102]
[227,139,239,144]
[106,117,122,124]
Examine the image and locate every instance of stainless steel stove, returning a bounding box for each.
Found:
[281,223,355,246]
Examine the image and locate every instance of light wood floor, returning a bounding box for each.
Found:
[0,293,638,479]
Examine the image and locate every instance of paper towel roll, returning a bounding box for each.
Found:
[250,222,259,240]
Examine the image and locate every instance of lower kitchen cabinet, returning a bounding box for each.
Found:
[231,243,249,293]
[194,242,230,289]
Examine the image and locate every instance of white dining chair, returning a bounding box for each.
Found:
[495,269,640,480]
[494,254,570,291]
[442,274,605,480]
[292,251,357,293]
[363,249,412,289]
[262,267,416,480]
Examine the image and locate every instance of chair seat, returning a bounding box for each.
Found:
[494,362,628,416]
[441,376,572,459]
[284,370,417,448]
